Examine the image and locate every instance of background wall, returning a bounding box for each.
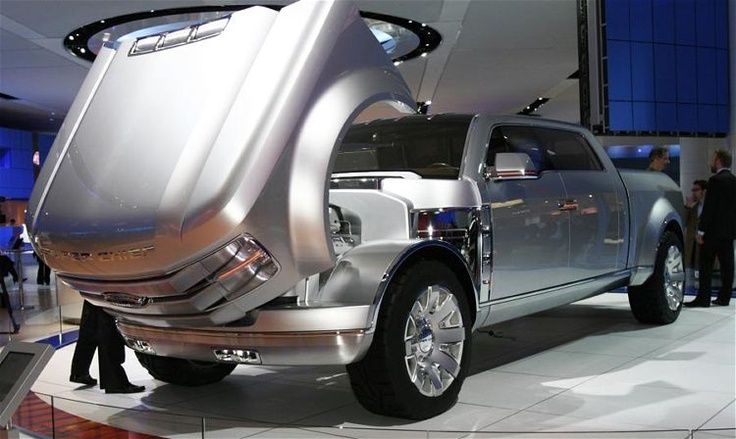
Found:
[0,127,55,224]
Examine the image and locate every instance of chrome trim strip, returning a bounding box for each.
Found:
[117,304,375,365]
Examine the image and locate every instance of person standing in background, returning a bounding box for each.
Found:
[684,180,707,281]
[686,149,736,307]
[647,146,670,172]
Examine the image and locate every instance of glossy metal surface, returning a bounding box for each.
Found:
[117,305,374,365]
[24,0,683,369]
[27,0,415,323]
[478,118,629,299]
[562,170,627,276]
[617,169,685,285]
[486,171,570,297]
[108,112,681,363]
[404,285,465,397]
[28,6,281,277]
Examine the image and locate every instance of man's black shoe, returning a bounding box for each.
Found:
[712,299,730,306]
[11,322,20,334]
[684,300,710,308]
[70,374,98,386]
[105,384,145,394]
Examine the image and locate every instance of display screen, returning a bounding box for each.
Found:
[603,0,729,136]
[0,352,34,401]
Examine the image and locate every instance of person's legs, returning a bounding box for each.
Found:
[97,308,143,393]
[70,301,99,385]
[714,239,734,305]
[0,280,19,333]
[7,263,19,282]
[37,259,51,284]
[36,264,44,284]
[43,262,51,284]
[688,239,716,306]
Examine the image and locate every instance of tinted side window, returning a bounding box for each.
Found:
[487,125,602,172]
[336,115,473,179]
[536,127,603,171]
[486,126,553,172]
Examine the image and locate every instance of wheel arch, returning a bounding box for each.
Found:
[627,228,685,324]
[629,198,685,286]
[379,241,479,328]
[664,219,684,249]
[319,240,479,330]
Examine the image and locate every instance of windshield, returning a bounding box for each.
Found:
[335,114,473,179]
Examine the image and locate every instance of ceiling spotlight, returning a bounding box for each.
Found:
[518,97,550,116]
[417,101,431,114]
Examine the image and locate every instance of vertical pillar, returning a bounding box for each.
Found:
[679,138,724,198]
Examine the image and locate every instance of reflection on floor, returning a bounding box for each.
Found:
[13,392,162,439]
[9,291,734,438]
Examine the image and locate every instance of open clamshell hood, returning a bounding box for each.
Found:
[27,0,415,294]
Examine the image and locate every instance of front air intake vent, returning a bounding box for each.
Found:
[130,17,230,56]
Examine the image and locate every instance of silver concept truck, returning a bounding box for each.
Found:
[27,0,685,420]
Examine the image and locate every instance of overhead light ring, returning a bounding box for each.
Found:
[63,4,441,64]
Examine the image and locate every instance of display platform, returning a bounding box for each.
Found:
[10,293,733,438]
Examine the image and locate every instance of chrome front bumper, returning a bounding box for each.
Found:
[117,304,375,366]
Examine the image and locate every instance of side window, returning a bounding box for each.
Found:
[486,125,553,172]
[535,127,603,171]
[486,129,512,167]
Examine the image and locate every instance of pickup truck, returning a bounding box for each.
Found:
[26,0,685,420]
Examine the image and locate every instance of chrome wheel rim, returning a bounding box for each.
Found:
[664,244,685,310]
[404,285,465,397]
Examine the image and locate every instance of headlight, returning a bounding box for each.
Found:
[213,236,279,298]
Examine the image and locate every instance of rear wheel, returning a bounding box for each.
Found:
[628,231,684,324]
[135,352,236,386]
[347,260,472,420]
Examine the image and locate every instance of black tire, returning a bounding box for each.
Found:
[628,231,685,324]
[347,260,472,420]
[135,352,236,386]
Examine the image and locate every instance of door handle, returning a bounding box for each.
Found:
[558,199,578,211]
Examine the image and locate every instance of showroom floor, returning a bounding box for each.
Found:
[6,287,734,438]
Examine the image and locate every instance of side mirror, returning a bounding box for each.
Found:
[485,152,539,180]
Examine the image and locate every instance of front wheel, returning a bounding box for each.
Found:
[135,352,236,386]
[628,231,685,324]
[347,260,472,420]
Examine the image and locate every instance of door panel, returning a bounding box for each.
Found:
[562,172,626,278]
[488,174,570,298]
[485,125,570,299]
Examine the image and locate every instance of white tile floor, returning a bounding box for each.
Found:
[16,292,734,438]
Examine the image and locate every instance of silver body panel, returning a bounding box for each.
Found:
[27,1,682,366]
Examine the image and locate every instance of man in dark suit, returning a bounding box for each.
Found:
[684,179,707,271]
[685,149,736,307]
